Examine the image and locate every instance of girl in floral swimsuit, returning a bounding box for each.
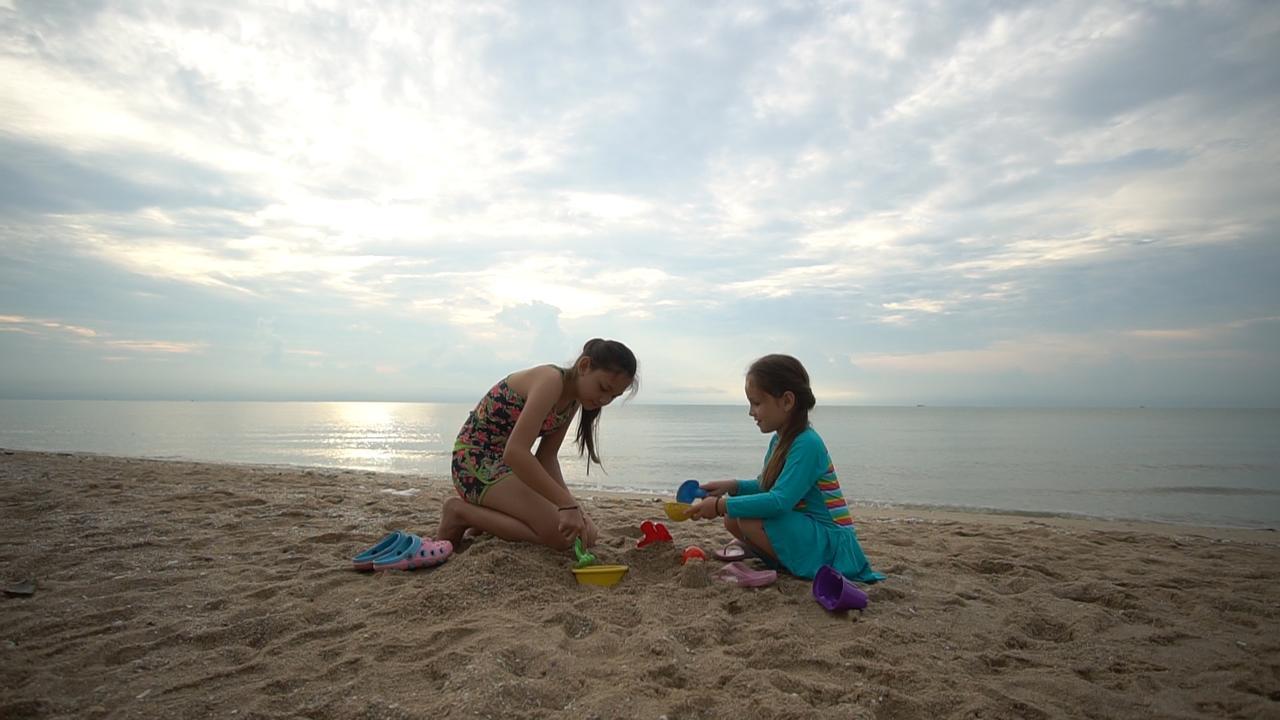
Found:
[451,368,580,505]
[435,339,638,551]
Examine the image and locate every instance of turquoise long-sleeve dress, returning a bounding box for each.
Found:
[725,426,885,583]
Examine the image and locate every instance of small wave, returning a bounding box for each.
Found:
[1139,485,1280,496]
[1137,463,1276,472]
[844,500,1277,530]
[848,500,1100,522]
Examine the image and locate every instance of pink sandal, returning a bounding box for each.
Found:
[713,561,777,588]
[713,540,753,562]
[372,535,453,571]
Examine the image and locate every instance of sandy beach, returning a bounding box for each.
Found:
[1,449,1277,719]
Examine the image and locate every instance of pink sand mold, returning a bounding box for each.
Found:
[812,564,869,611]
[713,561,777,588]
[372,534,453,571]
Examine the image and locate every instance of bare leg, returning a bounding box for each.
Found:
[432,498,487,540]
[723,515,744,541]
[435,497,472,547]
[481,476,574,550]
[736,517,778,562]
[438,475,573,551]
[436,495,542,547]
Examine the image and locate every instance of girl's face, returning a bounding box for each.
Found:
[575,362,631,410]
[745,376,793,434]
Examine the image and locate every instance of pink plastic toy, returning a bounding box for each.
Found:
[637,521,673,548]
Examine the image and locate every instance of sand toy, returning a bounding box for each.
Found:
[812,565,869,610]
[676,479,708,503]
[637,521,673,548]
[664,502,692,521]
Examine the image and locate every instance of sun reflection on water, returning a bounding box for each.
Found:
[333,402,397,429]
[318,402,448,469]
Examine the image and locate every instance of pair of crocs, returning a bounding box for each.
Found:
[351,530,452,571]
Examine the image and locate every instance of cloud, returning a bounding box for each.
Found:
[0,314,204,355]
[102,339,206,354]
[0,1,1277,405]
[853,316,1277,377]
[0,315,98,338]
[0,136,262,215]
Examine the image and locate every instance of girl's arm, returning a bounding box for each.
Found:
[535,418,597,544]
[704,440,773,496]
[502,367,577,509]
[735,475,764,495]
[718,475,764,495]
[699,479,739,496]
[724,432,823,518]
[535,420,571,489]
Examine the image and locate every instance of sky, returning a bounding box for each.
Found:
[1,0,1277,407]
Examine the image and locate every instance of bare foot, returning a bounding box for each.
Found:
[435,496,469,548]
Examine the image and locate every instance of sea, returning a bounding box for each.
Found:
[1,400,1277,530]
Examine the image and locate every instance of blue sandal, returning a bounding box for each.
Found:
[351,531,407,571]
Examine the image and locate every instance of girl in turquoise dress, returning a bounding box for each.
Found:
[688,354,884,583]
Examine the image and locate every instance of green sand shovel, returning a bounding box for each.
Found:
[572,538,597,568]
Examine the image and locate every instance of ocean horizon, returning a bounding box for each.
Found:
[2,399,1277,530]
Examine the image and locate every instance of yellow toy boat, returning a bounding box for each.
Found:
[571,564,629,586]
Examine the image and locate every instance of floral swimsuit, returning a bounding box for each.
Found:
[451,367,579,504]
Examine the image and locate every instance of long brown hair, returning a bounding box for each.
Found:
[750,354,816,490]
[567,338,638,468]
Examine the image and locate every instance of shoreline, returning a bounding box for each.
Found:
[3,449,1279,719]
[3,446,1274,536]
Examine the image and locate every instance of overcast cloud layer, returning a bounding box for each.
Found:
[1,0,1277,406]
